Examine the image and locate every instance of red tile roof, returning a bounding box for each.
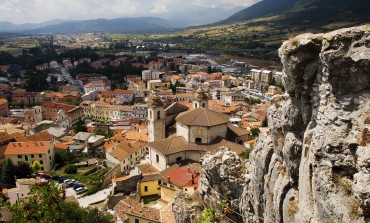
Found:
[5,141,50,155]
[114,198,161,222]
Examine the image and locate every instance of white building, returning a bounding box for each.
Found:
[142,70,164,81]
[147,87,248,171]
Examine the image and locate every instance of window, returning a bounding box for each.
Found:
[135,218,140,223]
[149,110,152,119]
[157,111,161,120]
[31,154,34,158]
[40,160,43,164]
[195,138,202,144]
[202,103,206,108]
[25,155,28,161]
[194,103,198,108]
[17,155,22,159]
[39,154,42,158]
[156,154,159,163]
[41,167,44,170]
[144,186,148,192]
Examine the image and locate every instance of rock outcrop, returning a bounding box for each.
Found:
[194,25,370,223]
[199,147,246,223]
[240,25,370,223]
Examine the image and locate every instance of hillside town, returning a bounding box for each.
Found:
[0,49,283,222]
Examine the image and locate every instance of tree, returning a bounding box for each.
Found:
[15,162,32,179]
[94,129,107,137]
[32,161,41,173]
[74,118,87,133]
[251,128,261,139]
[9,183,114,223]
[54,152,65,166]
[64,164,77,174]
[1,159,16,188]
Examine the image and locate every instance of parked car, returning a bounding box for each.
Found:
[63,179,76,188]
[75,187,87,195]
[52,175,62,181]
[73,183,84,190]
[58,177,66,183]
[38,173,51,179]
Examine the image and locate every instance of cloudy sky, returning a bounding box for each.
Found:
[0,0,259,24]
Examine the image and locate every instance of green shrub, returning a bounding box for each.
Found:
[64,164,78,174]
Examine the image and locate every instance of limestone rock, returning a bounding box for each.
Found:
[176,25,370,223]
[199,147,246,223]
[240,25,370,223]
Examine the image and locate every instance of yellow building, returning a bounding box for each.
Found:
[138,173,162,198]
[114,197,161,223]
[267,85,283,95]
[4,141,54,172]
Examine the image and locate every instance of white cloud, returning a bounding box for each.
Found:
[0,0,260,24]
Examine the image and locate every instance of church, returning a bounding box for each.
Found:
[147,87,251,171]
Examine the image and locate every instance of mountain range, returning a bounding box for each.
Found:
[218,0,370,26]
[0,5,243,34]
[0,0,369,34]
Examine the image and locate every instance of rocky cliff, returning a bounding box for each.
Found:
[196,25,370,223]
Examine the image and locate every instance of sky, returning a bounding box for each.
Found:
[0,0,259,24]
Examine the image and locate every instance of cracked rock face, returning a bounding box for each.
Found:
[240,25,370,223]
[177,25,370,223]
[199,147,246,223]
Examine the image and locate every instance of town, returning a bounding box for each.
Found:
[0,34,283,222]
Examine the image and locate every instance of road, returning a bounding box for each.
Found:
[59,65,85,93]
[78,188,112,207]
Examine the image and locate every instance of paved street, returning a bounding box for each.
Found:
[78,188,112,208]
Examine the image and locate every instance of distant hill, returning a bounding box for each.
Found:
[0,19,70,32]
[218,0,370,26]
[0,17,178,34]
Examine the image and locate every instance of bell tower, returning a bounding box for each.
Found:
[192,86,209,109]
[147,93,165,142]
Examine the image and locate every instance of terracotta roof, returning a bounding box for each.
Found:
[176,101,192,109]
[160,164,180,178]
[5,141,50,155]
[163,163,201,188]
[111,133,125,142]
[42,102,78,113]
[102,141,119,150]
[160,200,176,223]
[26,130,53,141]
[114,198,161,222]
[113,175,132,183]
[245,139,256,144]
[148,136,188,156]
[141,173,163,182]
[227,124,251,137]
[136,163,159,175]
[54,143,69,150]
[108,141,145,161]
[176,108,229,127]
[125,131,148,142]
